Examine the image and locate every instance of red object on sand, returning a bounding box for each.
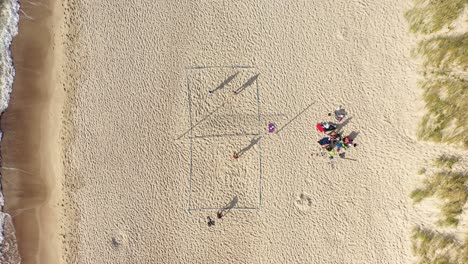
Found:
[316,123,324,132]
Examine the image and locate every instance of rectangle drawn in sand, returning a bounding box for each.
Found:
[186,66,262,211]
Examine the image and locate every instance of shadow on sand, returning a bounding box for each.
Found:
[234,74,259,94]
[209,72,239,94]
[217,196,239,218]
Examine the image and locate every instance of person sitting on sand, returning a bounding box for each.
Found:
[329,131,342,143]
[342,136,357,148]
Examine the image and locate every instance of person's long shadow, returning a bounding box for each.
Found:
[337,117,353,132]
[210,72,239,94]
[237,135,262,157]
[348,131,359,141]
[218,196,238,218]
[234,74,259,94]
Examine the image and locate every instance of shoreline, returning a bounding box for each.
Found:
[0,0,64,263]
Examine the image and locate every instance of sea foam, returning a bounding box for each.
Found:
[0,0,20,263]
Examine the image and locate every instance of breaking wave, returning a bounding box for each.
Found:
[0,0,21,263]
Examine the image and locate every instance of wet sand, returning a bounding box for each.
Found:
[0,0,64,263]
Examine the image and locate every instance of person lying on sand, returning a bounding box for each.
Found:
[317,137,331,148]
[316,122,337,133]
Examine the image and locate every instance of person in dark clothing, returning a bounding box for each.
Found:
[207,216,215,227]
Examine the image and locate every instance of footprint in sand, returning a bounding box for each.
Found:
[111,231,127,249]
[294,192,313,212]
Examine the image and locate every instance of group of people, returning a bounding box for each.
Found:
[316,107,356,159]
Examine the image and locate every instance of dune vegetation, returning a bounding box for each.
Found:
[406,1,467,262]
[406,0,467,149]
[411,226,466,264]
[405,0,466,35]
[410,155,466,261]
[412,161,467,227]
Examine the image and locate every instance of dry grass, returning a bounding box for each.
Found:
[407,2,468,263]
[411,226,462,263]
[405,0,466,34]
[417,168,427,175]
[418,76,468,148]
[407,6,468,148]
[414,34,468,69]
[411,169,468,226]
[433,155,461,169]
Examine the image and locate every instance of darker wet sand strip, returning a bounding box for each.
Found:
[0,0,63,263]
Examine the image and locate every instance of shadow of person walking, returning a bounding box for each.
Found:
[234,74,259,94]
[217,196,238,219]
[236,135,262,158]
[209,72,239,94]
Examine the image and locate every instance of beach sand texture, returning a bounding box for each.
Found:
[60,0,441,263]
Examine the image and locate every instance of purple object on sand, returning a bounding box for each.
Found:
[268,122,276,133]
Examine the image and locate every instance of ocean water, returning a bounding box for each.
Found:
[0,0,20,263]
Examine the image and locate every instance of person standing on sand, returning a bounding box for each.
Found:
[217,211,223,219]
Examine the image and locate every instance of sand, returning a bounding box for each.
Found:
[0,0,64,263]
[49,0,466,263]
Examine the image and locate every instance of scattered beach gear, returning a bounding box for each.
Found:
[336,142,344,152]
[314,108,358,167]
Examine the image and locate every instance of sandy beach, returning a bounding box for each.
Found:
[1,0,64,263]
[3,0,466,263]
[59,0,437,263]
